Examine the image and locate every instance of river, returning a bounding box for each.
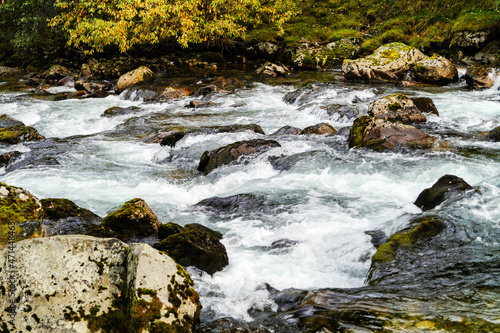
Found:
[1,66,499,331]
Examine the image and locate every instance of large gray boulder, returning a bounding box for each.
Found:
[368,94,427,124]
[0,235,201,332]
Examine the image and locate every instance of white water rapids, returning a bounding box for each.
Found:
[1,69,499,321]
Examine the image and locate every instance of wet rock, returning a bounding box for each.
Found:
[414,174,472,211]
[0,151,22,167]
[42,64,76,80]
[158,222,185,240]
[300,122,337,135]
[0,182,44,246]
[283,81,324,105]
[474,41,500,65]
[322,104,364,121]
[256,62,290,77]
[115,66,154,94]
[292,39,359,69]
[99,198,161,241]
[198,139,281,175]
[450,30,493,50]
[343,42,457,84]
[486,126,500,141]
[348,116,436,151]
[464,65,498,89]
[101,106,142,117]
[203,77,245,93]
[271,125,302,135]
[196,317,277,333]
[368,94,427,124]
[120,86,158,101]
[263,239,301,254]
[188,101,218,108]
[0,114,25,128]
[26,156,60,168]
[269,151,312,172]
[57,76,75,87]
[365,230,389,249]
[196,193,267,213]
[0,235,201,332]
[160,86,193,99]
[410,97,439,116]
[41,198,102,236]
[160,130,187,147]
[154,222,228,275]
[0,125,45,144]
[75,80,114,97]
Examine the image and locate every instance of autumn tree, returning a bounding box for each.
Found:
[49,0,299,54]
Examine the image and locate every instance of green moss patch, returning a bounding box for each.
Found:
[0,126,45,144]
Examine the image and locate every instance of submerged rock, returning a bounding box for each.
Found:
[348,116,436,151]
[486,126,500,141]
[0,235,201,332]
[0,151,22,167]
[342,42,457,83]
[368,94,427,124]
[465,65,498,89]
[0,182,45,246]
[198,139,281,175]
[414,174,473,211]
[271,125,302,135]
[101,106,142,117]
[160,86,193,99]
[154,222,228,275]
[115,66,154,94]
[196,193,267,213]
[0,114,25,128]
[97,198,160,241]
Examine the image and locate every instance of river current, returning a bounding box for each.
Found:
[1,67,499,329]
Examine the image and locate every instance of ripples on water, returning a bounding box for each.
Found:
[0,69,499,327]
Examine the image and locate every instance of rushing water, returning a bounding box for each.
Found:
[1,67,499,329]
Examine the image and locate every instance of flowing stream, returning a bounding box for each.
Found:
[1,67,499,329]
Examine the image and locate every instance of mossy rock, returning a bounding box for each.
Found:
[0,183,44,246]
[0,126,45,144]
[414,175,472,211]
[158,222,185,240]
[292,40,358,69]
[100,198,160,240]
[41,198,100,222]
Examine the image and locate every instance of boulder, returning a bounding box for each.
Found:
[409,97,439,116]
[368,94,427,124]
[197,139,281,175]
[0,114,25,128]
[0,125,45,144]
[99,198,160,241]
[160,131,187,147]
[464,65,498,89]
[292,39,359,70]
[203,77,244,92]
[348,116,436,151]
[58,76,75,87]
[486,126,500,142]
[342,42,457,84]
[154,222,228,275]
[115,66,154,94]
[271,125,302,135]
[0,182,44,246]
[101,106,142,117]
[450,30,493,50]
[255,62,290,77]
[414,175,472,211]
[41,198,102,236]
[0,235,201,332]
[0,151,22,167]
[160,86,193,100]
[300,122,337,135]
[196,193,267,213]
[42,64,76,80]
[75,80,114,98]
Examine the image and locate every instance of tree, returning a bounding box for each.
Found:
[49,0,299,54]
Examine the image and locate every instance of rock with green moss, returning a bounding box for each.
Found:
[100,198,160,241]
[41,198,102,236]
[155,222,228,275]
[342,42,457,84]
[348,116,436,151]
[0,235,201,332]
[292,40,359,70]
[414,175,472,211]
[198,139,281,175]
[0,182,45,246]
[368,94,426,124]
[464,65,498,89]
[0,125,45,144]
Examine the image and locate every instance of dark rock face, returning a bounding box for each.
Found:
[271,125,302,135]
[465,65,497,89]
[101,106,142,117]
[486,126,500,141]
[198,139,281,175]
[348,116,436,151]
[414,175,473,211]
[154,222,228,275]
[301,122,337,135]
[196,193,267,213]
[160,131,187,147]
[0,151,22,167]
[98,198,160,240]
[410,97,439,116]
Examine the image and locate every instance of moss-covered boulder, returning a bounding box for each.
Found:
[464,65,498,89]
[154,222,228,275]
[0,235,201,332]
[292,40,359,70]
[198,139,281,175]
[414,175,472,211]
[0,183,45,246]
[115,66,154,94]
[342,42,457,84]
[99,198,160,241]
[348,116,436,151]
[0,125,45,144]
[300,122,337,135]
[368,94,427,124]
